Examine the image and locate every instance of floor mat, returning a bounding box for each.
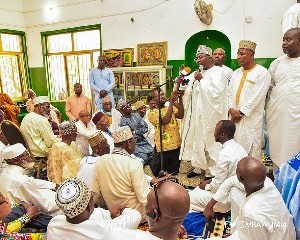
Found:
[182,212,230,239]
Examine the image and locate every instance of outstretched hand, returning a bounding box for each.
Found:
[109,204,126,219]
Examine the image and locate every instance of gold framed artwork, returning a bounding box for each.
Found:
[137,41,168,66]
[103,48,134,67]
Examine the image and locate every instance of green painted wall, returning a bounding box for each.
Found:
[29,67,48,96]
[27,57,276,122]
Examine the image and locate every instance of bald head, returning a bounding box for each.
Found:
[282,28,300,58]
[78,110,89,118]
[146,181,189,227]
[237,157,267,193]
[213,48,226,66]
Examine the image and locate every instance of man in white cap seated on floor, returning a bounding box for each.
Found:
[20,96,60,159]
[45,177,141,240]
[0,143,61,216]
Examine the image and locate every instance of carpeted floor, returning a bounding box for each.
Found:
[143,150,273,187]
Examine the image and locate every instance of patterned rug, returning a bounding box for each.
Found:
[182,212,230,239]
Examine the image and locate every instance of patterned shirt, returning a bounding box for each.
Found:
[148,106,181,152]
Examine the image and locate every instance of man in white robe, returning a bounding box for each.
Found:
[75,110,97,157]
[266,28,300,174]
[282,0,300,35]
[0,144,61,216]
[189,120,247,213]
[213,48,233,83]
[180,45,228,178]
[228,40,271,160]
[204,157,296,240]
[45,177,141,240]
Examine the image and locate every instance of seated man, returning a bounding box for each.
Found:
[66,83,90,122]
[0,144,61,216]
[77,131,111,188]
[120,102,154,165]
[20,96,60,158]
[0,93,20,125]
[26,89,60,125]
[189,120,247,213]
[0,192,52,233]
[92,111,114,151]
[94,96,122,132]
[75,110,96,157]
[135,100,155,147]
[106,180,190,240]
[47,121,82,185]
[204,157,296,240]
[92,126,150,223]
[46,177,141,240]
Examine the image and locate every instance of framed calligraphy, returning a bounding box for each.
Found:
[137,41,168,66]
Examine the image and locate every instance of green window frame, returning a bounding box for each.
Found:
[41,24,102,101]
[0,29,30,100]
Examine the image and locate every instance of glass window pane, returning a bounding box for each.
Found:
[67,54,92,99]
[47,33,72,53]
[0,55,22,98]
[47,55,67,100]
[1,34,21,52]
[92,51,100,68]
[73,30,100,51]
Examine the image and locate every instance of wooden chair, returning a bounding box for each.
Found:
[0,120,44,179]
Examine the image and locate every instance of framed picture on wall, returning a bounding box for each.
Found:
[103,48,134,67]
[137,41,168,66]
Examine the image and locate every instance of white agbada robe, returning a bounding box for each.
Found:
[106,227,162,240]
[0,165,61,216]
[92,108,122,132]
[142,113,155,147]
[75,120,97,157]
[180,66,228,172]
[281,3,300,35]
[222,65,233,83]
[228,65,271,160]
[45,208,141,240]
[266,55,300,169]
[189,139,247,213]
[208,177,296,240]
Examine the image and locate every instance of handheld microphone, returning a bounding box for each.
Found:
[199,65,204,72]
[174,67,191,90]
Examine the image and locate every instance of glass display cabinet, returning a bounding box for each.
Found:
[111,66,173,105]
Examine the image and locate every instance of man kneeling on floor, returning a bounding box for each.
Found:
[189,120,247,213]
[204,157,296,240]
[45,177,141,240]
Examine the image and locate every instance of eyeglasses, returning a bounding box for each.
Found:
[0,195,6,205]
[146,177,180,220]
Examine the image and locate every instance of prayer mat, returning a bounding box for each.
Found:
[0,224,45,240]
[182,212,230,239]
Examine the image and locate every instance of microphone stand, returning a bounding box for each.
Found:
[127,78,177,178]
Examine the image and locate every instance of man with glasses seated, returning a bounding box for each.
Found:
[0,143,61,216]
[20,96,60,159]
[46,177,141,240]
[106,179,190,240]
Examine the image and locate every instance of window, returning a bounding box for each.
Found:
[42,25,101,100]
[0,31,29,99]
